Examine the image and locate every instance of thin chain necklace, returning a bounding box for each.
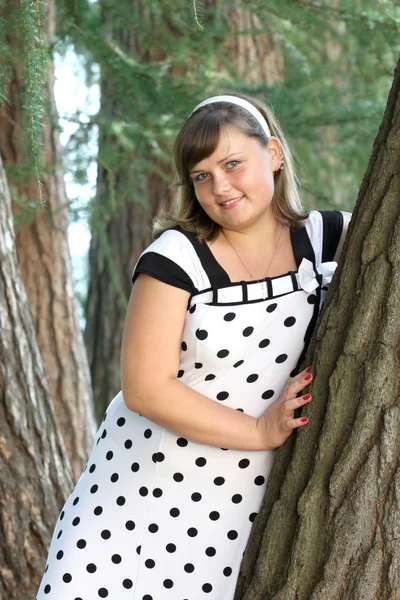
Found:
[221,224,284,299]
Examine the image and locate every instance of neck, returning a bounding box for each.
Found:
[221,219,284,251]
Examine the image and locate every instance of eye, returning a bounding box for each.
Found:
[193,172,209,183]
[226,160,241,169]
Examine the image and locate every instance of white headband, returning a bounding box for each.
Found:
[191,95,271,139]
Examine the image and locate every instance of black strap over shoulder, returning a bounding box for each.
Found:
[290,224,316,268]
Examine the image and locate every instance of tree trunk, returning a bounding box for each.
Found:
[0,0,96,478]
[235,57,400,599]
[0,155,73,600]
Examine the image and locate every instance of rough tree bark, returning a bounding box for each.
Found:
[235,57,400,600]
[0,155,73,599]
[0,0,96,478]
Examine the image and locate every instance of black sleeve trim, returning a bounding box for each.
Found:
[132,252,196,294]
[319,210,344,262]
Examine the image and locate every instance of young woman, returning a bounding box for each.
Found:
[37,93,351,600]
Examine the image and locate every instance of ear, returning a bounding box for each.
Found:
[266,136,282,171]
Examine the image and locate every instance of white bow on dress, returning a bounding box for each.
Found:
[298,258,337,294]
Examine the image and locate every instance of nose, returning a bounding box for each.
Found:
[212,172,232,196]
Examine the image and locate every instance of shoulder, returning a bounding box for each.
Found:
[305,209,352,263]
[132,228,211,293]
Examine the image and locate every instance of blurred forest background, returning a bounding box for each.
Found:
[0,1,400,596]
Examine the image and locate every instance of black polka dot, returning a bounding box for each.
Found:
[259,338,270,348]
[262,389,275,400]
[106,451,113,460]
[181,341,187,351]
[284,316,296,327]
[77,539,86,549]
[86,563,97,573]
[166,543,176,552]
[242,326,254,337]
[233,360,244,368]
[177,370,184,378]
[73,497,79,505]
[275,354,288,363]
[101,430,107,439]
[72,517,80,526]
[214,476,225,485]
[195,362,203,369]
[117,417,126,426]
[217,349,229,358]
[163,579,174,589]
[224,312,236,321]
[91,484,98,493]
[89,464,96,473]
[196,328,208,340]
[124,439,132,449]
[232,494,242,503]
[116,496,126,506]
[189,304,196,313]
[173,472,184,482]
[123,579,133,589]
[255,475,266,485]
[290,368,297,377]
[308,294,317,304]
[153,488,163,498]
[56,550,64,560]
[170,507,180,517]
[206,546,216,556]
[144,429,152,439]
[191,492,202,502]
[145,559,155,568]
[148,523,158,533]
[112,554,122,564]
[101,529,111,539]
[266,302,277,312]
[139,487,148,496]
[98,589,108,598]
[209,511,220,521]
[202,583,213,593]
[246,374,259,383]
[57,530,62,539]
[205,374,216,381]
[60,510,65,521]
[236,407,244,412]
[44,584,51,594]
[45,564,49,572]
[216,391,229,401]
[249,512,257,522]
[63,573,72,583]
[239,458,250,468]
[131,462,140,472]
[110,473,119,483]
[223,567,232,576]
[177,437,188,447]
[227,530,238,540]
[136,546,141,555]
[195,457,207,467]
[184,563,195,573]
[125,520,135,530]
[187,527,198,537]
[143,596,153,600]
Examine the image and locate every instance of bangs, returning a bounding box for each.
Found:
[174,111,229,184]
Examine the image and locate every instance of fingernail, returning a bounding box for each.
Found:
[306,365,312,372]
[300,417,308,423]
[305,374,312,380]
[303,394,311,400]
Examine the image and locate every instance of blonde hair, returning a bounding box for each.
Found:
[153,92,308,241]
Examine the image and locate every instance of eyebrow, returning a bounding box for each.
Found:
[190,152,244,174]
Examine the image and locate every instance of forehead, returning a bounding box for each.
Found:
[193,125,258,166]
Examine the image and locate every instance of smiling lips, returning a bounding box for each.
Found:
[219,195,244,209]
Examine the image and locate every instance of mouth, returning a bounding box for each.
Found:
[219,195,244,209]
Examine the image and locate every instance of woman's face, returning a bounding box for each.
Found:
[189,125,281,233]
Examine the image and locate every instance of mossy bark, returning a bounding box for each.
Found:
[235,57,400,600]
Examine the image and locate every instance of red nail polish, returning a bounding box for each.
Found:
[306,365,312,372]
[303,394,311,400]
[305,374,312,380]
[300,417,308,423]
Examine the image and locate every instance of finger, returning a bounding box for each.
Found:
[285,415,309,430]
[284,393,312,413]
[286,371,313,397]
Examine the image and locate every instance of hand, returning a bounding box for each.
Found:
[257,366,313,449]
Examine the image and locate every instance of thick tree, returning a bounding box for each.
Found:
[0,155,73,599]
[0,0,96,477]
[235,56,400,600]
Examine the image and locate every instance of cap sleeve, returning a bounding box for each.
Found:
[305,209,352,265]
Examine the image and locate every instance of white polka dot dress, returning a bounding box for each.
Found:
[36,210,349,600]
